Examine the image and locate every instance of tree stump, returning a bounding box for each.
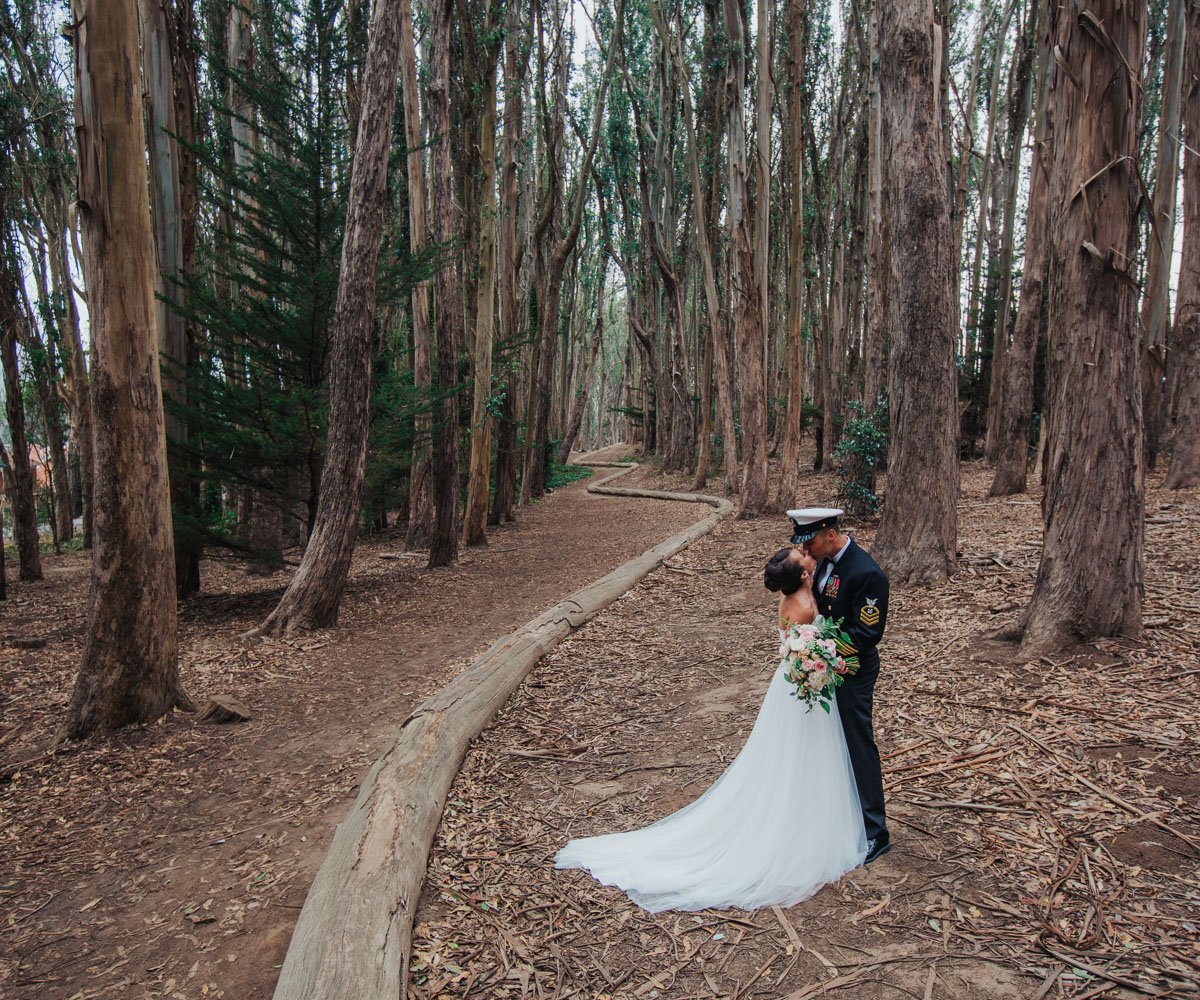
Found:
[198,696,253,724]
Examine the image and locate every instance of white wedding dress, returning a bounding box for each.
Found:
[555,624,868,913]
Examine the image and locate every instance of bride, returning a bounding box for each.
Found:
[555,546,867,913]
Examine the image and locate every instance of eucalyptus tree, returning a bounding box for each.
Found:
[647,0,736,490]
[617,5,694,474]
[522,0,622,502]
[873,0,959,583]
[426,0,463,567]
[983,1,1037,463]
[1140,0,1186,468]
[1014,0,1146,656]
[0,3,93,547]
[462,0,504,547]
[490,2,532,527]
[8,232,74,546]
[0,225,44,582]
[398,0,434,550]
[989,0,1051,497]
[141,0,203,592]
[1167,2,1200,490]
[253,0,412,630]
[778,0,808,506]
[724,0,769,513]
[62,0,192,738]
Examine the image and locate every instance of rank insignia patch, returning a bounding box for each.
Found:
[860,597,880,627]
[826,576,840,600]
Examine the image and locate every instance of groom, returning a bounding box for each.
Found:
[789,508,891,863]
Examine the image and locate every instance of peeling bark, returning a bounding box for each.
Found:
[1016,0,1146,656]
[62,0,190,739]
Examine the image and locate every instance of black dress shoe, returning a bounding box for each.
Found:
[864,835,891,864]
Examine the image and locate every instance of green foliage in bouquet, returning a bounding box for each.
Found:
[778,618,860,714]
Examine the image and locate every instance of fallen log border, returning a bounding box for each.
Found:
[272,462,733,999]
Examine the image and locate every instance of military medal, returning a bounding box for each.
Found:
[826,575,840,600]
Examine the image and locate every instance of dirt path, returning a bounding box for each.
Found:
[408,461,1200,1000]
[0,448,709,1000]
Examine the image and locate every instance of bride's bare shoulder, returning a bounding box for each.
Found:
[778,591,816,628]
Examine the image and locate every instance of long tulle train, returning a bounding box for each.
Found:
[555,665,867,912]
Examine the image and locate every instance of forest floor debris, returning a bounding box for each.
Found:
[0,451,702,999]
[407,459,1200,1000]
[2,448,1198,999]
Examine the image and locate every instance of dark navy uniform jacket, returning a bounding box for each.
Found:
[815,539,889,669]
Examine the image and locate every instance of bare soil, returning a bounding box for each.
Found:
[0,449,704,999]
[3,449,1198,1000]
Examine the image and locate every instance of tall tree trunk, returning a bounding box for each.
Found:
[51,219,94,548]
[950,9,989,307]
[873,0,958,584]
[649,0,736,491]
[963,2,1015,362]
[223,3,277,560]
[523,0,620,501]
[0,239,44,582]
[863,0,887,409]
[463,11,501,547]
[61,0,191,739]
[1,4,96,548]
[754,0,772,470]
[779,0,807,507]
[725,0,768,514]
[694,294,714,484]
[990,0,1051,497]
[173,0,201,592]
[427,0,462,568]
[984,6,1036,463]
[253,0,408,632]
[0,462,6,600]
[1167,2,1200,490]
[490,2,529,526]
[629,37,694,474]
[1015,0,1146,656]
[1140,0,1186,470]
[398,0,434,549]
[556,266,606,463]
[142,0,200,594]
[11,234,75,545]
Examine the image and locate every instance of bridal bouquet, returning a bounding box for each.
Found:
[777,619,860,713]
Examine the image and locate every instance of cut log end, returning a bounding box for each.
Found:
[198,695,253,724]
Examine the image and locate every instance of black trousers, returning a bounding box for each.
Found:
[836,656,888,842]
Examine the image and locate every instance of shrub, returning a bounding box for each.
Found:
[833,394,888,515]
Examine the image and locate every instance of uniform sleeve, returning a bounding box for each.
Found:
[842,567,888,656]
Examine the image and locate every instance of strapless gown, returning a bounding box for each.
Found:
[555,624,867,912]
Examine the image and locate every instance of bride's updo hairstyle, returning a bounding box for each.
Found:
[764,547,807,595]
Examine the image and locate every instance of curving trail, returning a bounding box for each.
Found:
[271,462,734,1000]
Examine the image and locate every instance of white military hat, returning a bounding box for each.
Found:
[787,507,843,544]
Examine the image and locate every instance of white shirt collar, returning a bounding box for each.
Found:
[830,536,852,564]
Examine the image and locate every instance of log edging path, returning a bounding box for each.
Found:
[272,462,734,999]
